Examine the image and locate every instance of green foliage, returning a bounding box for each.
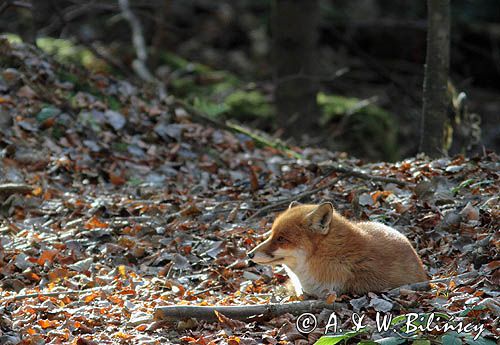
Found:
[224,90,273,120]
[3,33,22,44]
[38,37,108,72]
[442,332,463,345]
[412,340,431,345]
[161,52,210,73]
[317,92,399,161]
[373,337,406,345]
[5,34,109,72]
[36,106,61,122]
[314,329,367,345]
[463,335,496,345]
[161,52,273,121]
[193,97,229,118]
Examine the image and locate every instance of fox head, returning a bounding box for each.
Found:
[247,202,334,270]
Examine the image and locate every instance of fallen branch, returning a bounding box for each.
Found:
[154,271,481,322]
[175,99,301,159]
[4,286,107,301]
[154,300,337,322]
[0,183,33,195]
[387,271,480,296]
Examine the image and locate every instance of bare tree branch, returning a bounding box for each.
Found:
[118,0,167,99]
[117,0,153,82]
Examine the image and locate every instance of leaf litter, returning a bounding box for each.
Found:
[0,38,498,345]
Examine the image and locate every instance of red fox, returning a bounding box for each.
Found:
[248,202,427,297]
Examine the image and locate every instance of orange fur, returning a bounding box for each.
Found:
[248,203,428,297]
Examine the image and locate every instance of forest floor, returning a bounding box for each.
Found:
[0,39,498,345]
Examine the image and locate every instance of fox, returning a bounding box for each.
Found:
[248,202,428,297]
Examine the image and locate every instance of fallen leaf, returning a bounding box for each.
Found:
[37,250,58,265]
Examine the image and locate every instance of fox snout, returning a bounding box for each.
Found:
[247,239,274,263]
[247,240,270,260]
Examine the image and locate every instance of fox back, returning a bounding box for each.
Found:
[248,202,427,297]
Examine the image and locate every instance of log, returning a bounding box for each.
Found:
[154,300,337,322]
[0,183,33,195]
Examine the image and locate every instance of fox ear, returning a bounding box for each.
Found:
[289,200,301,209]
[305,202,333,234]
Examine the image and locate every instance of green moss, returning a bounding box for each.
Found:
[224,90,273,120]
[318,93,399,161]
[193,97,229,118]
[36,37,109,72]
[161,52,274,122]
[2,33,22,44]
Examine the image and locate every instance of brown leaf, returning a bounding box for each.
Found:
[109,172,126,186]
[38,319,58,329]
[37,250,58,266]
[248,165,259,192]
[214,310,246,330]
[84,216,108,229]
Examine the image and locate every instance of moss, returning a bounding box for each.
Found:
[224,90,273,120]
[36,37,109,72]
[193,97,229,118]
[318,93,399,161]
[3,33,22,44]
[161,52,274,122]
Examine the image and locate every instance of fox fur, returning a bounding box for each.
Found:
[248,202,427,297]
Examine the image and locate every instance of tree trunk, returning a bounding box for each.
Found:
[420,0,450,157]
[271,0,320,139]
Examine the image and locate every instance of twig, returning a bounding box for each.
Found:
[320,164,410,187]
[174,99,301,158]
[154,300,337,322]
[246,163,409,221]
[274,67,349,85]
[191,284,224,296]
[117,0,153,82]
[245,177,340,222]
[0,183,33,195]
[4,286,107,301]
[328,27,419,105]
[387,271,480,296]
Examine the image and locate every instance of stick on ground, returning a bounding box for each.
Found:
[0,183,33,195]
[387,270,479,296]
[154,271,480,322]
[154,300,337,322]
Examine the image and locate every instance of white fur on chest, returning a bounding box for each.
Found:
[283,252,342,298]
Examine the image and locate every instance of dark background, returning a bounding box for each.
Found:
[1,0,499,161]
